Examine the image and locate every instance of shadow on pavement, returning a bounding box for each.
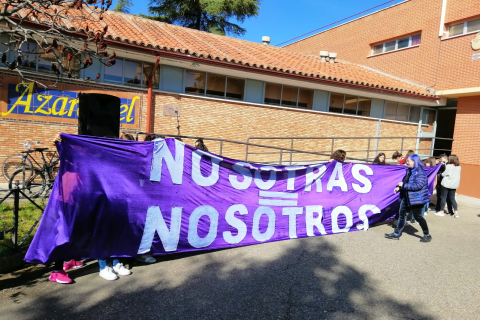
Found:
[3,238,435,319]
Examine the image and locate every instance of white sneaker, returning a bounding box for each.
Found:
[113,263,132,276]
[434,211,445,216]
[136,254,156,264]
[99,266,119,281]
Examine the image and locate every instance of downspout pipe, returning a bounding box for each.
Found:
[146,56,161,133]
[439,0,447,37]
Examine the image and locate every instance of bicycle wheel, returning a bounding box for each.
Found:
[2,155,33,181]
[8,168,47,198]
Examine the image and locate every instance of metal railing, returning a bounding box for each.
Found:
[246,136,454,165]
[136,132,453,166]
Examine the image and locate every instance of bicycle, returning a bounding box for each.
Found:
[2,140,38,181]
[6,141,60,198]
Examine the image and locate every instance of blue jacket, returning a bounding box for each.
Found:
[400,167,430,206]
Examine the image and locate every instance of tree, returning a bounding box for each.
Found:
[0,0,117,88]
[147,0,261,36]
[113,0,133,14]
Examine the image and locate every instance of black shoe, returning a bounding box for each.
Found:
[420,235,432,243]
[410,219,416,224]
[385,233,400,240]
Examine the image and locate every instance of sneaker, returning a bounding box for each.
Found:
[454,214,460,218]
[410,219,416,224]
[63,259,84,271]
[99,266,119,281]
[49,270,73,284]
[420,235,432,243]
[434,211,445,217]
[385,233,401,240]
[424,211,428,216]
[113,263,132,276]
[136,254,156,264]
[429,208,437,212]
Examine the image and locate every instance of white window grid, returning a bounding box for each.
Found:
[371,34,421,55]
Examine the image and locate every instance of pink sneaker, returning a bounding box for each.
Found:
[49,270,73,284]
[63,259,84,271]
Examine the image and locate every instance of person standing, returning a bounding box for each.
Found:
[385,154,432,242]
[399,150,414,165]
[391,151,403,165]
[431,154,448,214]
[436,155,461,218]
[372,153,386,165]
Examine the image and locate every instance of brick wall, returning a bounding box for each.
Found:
[285,0,480,91]
[452,96,480,165]
[150,93,420,163]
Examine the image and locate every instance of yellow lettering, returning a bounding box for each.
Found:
[1,82,34,116]
[34,95,52,115]
[120,104,129,122]
[67,99,79,118]
[51,97,69,116]
[127,96,138,123]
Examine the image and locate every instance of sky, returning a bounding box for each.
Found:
[120,0,403,46]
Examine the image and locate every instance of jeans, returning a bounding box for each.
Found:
[98,258,120,270]
[435,186,443,212]
[394,199,430,236]
[440,187,457,213]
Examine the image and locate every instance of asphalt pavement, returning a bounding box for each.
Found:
[0,195,479,320]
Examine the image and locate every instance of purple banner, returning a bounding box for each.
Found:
[25,135,440,264]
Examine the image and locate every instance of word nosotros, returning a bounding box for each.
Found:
[138,139,381,253]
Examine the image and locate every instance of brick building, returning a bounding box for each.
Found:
[0,6,452,193]
[285,0,480,198]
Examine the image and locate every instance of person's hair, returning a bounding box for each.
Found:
[120,133,135,140]
[407,154,424,170]
[423,158,435,167]
[392,151,403,160]
[144,134,156,141]
[438,153,448,160]
[330,149,346,162]
[406,150,415,157]
[373,153,386,164]
[448,154,460,166]
[195,139,209,152]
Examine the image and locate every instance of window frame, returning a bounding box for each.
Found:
[183,70,246,101]
[370,34,421,56]
[447,18,480,38]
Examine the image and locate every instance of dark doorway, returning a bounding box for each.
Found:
[434,99,457,156]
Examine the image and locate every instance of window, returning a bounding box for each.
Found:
[185,70,206,95]
[263,83,312,109]
[298,89,314,109]
[467,19,480,33]
[38,48,60,74]
[226,77,245,100]
[371,34,421,55]
[384,101,397,120]
[16,42,37,71]
[281,86,297,107]
[124,60,142,86]
[409,106,421,123]
[384,102,421,123]
[142,62,160,89]
[104,60,123,83]
[206,74,226,98]
[384,41,396,52]
[264,83,281,105]
[449,18,480,37]
[61,49,81,78]
[343,95,358,115]
[396,103,409,121]
[329,93,344,113]
[357,98,371,116]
